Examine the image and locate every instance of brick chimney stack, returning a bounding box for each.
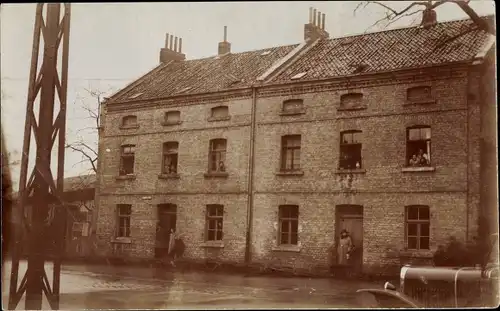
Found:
[421,8,437,29]
[160,33,186,63]
[304,7,329,41]
[218,26,231,55]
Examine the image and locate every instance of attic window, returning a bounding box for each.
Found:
[291,72,307,80]
[351,64,368,74]
[339,93,365,111]
[128,92,143,99]
[261,50,271,56]
[164,111,181,125]
[281,99,305,116]
[121,115,139,129]
[177,87,192,94]
[208,105,230,122]
[407,86,434,104]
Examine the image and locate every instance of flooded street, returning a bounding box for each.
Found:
[2,260,384,309]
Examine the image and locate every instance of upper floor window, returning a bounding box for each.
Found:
[210,106,229,120]
[121,115,138,128]
[164,111,181,125]
[339,93,364,110]
[162,142,179,174]
[119,145,135,176]
[407,126,431,167]
[208,139,227,173]
[407,86,433,103]
[406,205,430,250]
[339,130,362,170]
[116,204,132,237]
[206,204,224,241]
[282,99,304,114]
[279,205,299,245]
[281,135,301,171]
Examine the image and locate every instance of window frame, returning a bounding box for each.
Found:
[164,111,181,125]
[162,141,179,175]
[405,205,430,250]
[119,144,136,176]
[339,130,363,170]
[116,204,132,238]
[281,99,305,115]
[121,115,139,128]
[339,93,365,111]
[278,205,299,246]
[406,126,432,167]
[406,86,434,103]
[206,204,224,241]
[280,135,302,172]
[208,138,227,173]
[209,105,230,121]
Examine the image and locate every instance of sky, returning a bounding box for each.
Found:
[1,1,496,190]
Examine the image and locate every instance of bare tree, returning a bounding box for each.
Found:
[65,87,105,175]
[354,1,494,40]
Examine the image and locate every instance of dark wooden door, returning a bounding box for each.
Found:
[155,205,177,258]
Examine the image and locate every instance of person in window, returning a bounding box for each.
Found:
[409,154,419,167]
[417,149,430,166]
[170,164,177,174]
[218,161,225,172]
[338,229,353,266]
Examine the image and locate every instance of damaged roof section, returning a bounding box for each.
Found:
[272,17,492,83]
[113,44,298,102]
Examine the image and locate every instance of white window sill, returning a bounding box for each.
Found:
[158,173,180,179]
[276,170,304,176]
[201,241,224,248]
[403,99,437,106]
[401,166,436,172]
[335,168,366,174]
[161,121,182,126]
[115,174,136,180]
[337,105,367,111]
[279,110,305,116]
[112,237,132,244]
[207,116,231,122]
[272,245,301,253]
[398,250,433,258]
[204,172,229,178]
[119,125,140,130]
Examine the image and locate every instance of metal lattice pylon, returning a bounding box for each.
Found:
[8,3,71,310]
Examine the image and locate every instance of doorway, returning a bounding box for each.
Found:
[336,205,364,271]
[155,204,177,259]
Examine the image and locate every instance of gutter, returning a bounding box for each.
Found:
[244,85,258,264]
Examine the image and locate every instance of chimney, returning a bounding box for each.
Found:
[304,7,329,41]
[421,8,437,29]
[218,26,231,55]
[159,33,186,63]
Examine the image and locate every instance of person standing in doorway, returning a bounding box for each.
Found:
[167,229,177,267]
[338,229,353,266]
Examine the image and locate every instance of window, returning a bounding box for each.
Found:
[282,99,304,113]
[117,204,132,238]
[340,93,364,110]
[208,139,227,173]
[278,205,299,245]
[211,106,229,119]
[119,145,136,175]
[165,111,181,124]
[122,115,138,128]
[406,205,430,250]
[206,205,223,241]
[281,135,301,171]
[339,130,362,170]
[406,126,431,167]
[407,86,432,103]
[162,142,178,174]
[291,72,307,80]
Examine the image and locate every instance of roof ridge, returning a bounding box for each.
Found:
[329,15,491,41]
[186,43,300,62]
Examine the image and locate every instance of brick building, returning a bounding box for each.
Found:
[95,9,496,275]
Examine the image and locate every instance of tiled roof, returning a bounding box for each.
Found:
[111,17,492,102]
[113,45,298,102]
[272,17,492,83]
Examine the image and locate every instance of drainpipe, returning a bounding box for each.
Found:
[465,67,472,243]
[245,86,257,264]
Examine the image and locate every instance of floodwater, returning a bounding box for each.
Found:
[2,260,384,309]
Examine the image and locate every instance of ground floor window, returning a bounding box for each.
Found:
[278,205,299,245]
[406,205,430,250]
